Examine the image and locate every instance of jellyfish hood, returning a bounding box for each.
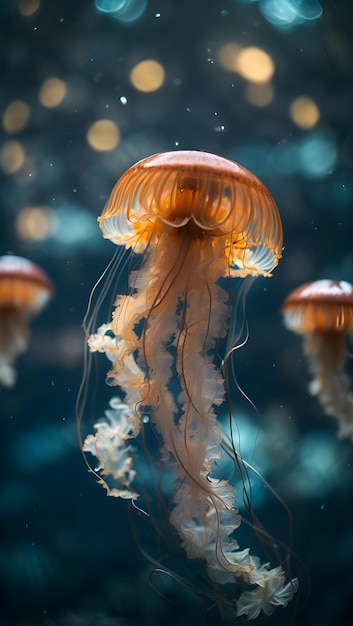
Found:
[98,150,283,277]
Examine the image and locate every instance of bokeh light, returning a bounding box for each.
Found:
[299,132,337,179]
[38,78,67,108]
[259,0,298,27]
[113,0,147,23]
[95,0,127,12]
[18,0,41,16]
[235,47,275,83]
[86,119,120,151]
[0,140,25,174]
[2,100,30,134]
[129,59,165,92]
[293,0,323,20]
[15,203,99,252]
[259,0,323,30]
[217,42,243,72]
[16,207,57,242]
[95,0,147,23]
[245,82,274,106]
[284,431,350,498]
[289,95,320,129]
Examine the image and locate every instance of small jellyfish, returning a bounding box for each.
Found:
[282,279,353,440]
[0,255,53,387]
[82,150,297,618]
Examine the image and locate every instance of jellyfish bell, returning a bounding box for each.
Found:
[80,150,298,618]
[0,254,53,387]
[98,150,283,275]
[281,279,353,439]
[281,279,353,333]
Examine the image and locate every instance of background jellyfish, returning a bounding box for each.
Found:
[282,279,353,439]
[281,279,353,440]
[0,255,53,388]
[81,150,297,619]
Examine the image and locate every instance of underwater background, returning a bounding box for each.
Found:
[1,0,353,624]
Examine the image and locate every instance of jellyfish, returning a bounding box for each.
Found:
[282,278,353,440]
[0,254,53,387]
[81,150,298,618]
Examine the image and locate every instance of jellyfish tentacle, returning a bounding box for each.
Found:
[0,309,28,387]
[304,332,353,439]
[83,396,140,499]
[85,230,297,613]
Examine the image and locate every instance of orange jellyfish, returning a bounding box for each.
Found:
[282,278,353,440]
[0,254,53,387]
[82,150,298,618]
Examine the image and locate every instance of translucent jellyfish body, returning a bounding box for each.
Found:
[0,255,52,387]
[282,279,353,440]
[82,151,298,618]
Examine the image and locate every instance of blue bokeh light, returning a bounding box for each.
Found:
[260,0,298,27]
[95,0,147,23]
[231,131,338,182]
[292,0,323,20]
[258,0,322,29]
[299,132,337,179]
[113,0,147,23]
[94,0,126,14]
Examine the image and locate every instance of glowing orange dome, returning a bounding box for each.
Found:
[98,150,283,277]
